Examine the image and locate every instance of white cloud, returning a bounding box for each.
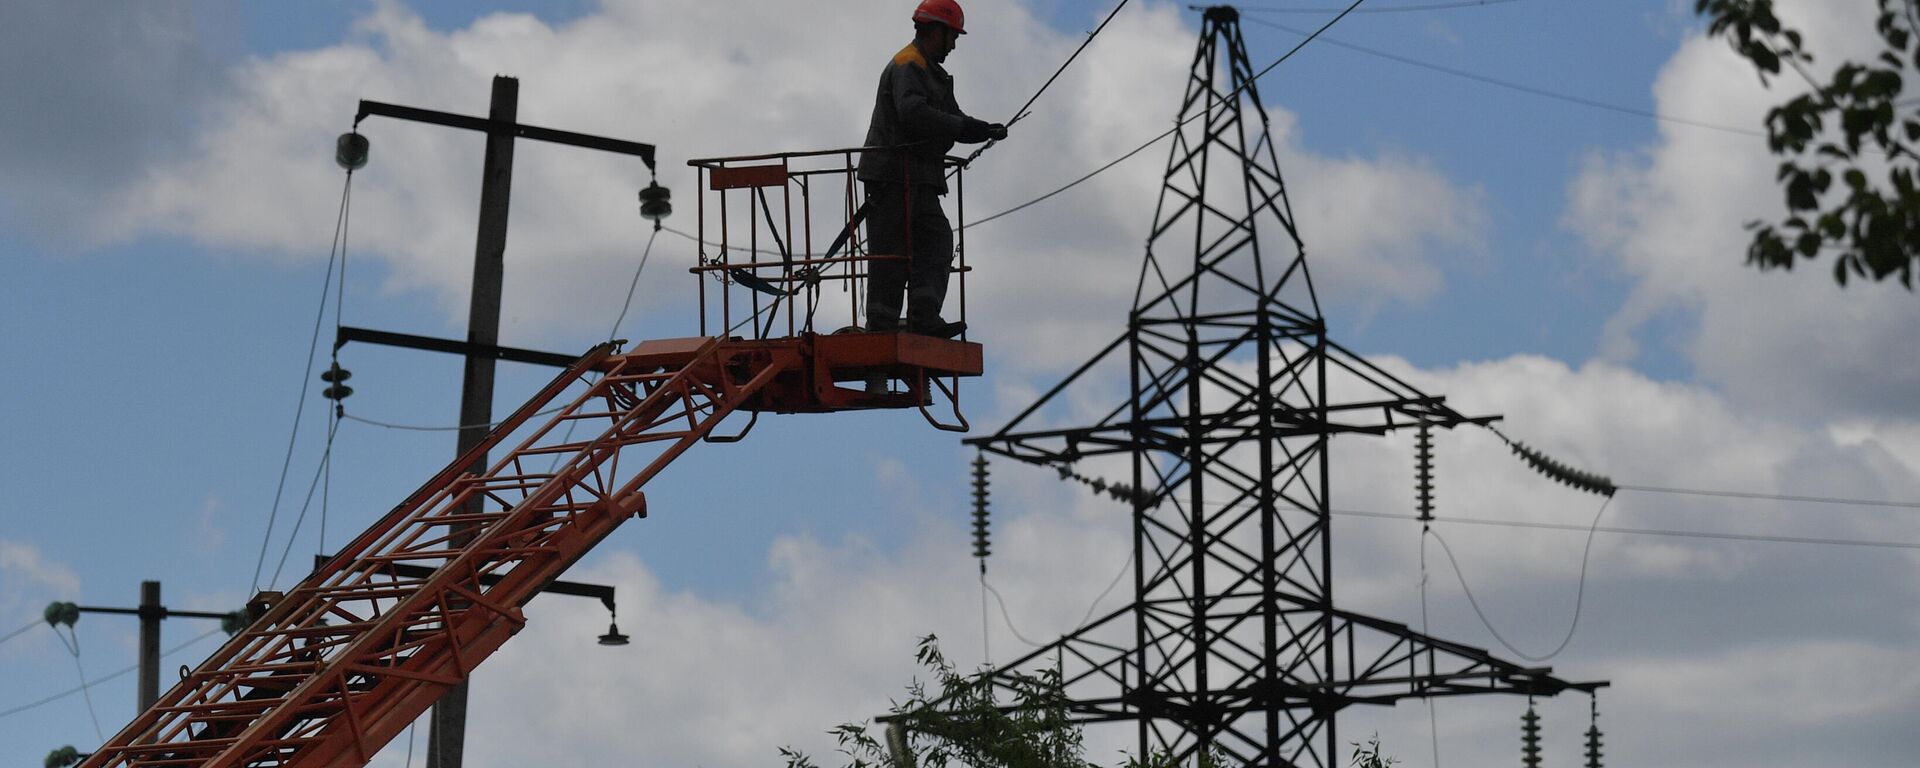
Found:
[0,2,229,243]
[191,494,228,557]
[66,0,1482,375]
[1566,0,1920,423]
[0,538,83,654]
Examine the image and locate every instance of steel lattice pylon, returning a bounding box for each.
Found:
[961,7,1602,766]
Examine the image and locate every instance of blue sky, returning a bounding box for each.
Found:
[4,1,1920,766]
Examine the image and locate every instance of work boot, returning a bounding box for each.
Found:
[908,318,966,339]
[864,375,888,396]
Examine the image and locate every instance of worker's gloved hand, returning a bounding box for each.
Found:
[958,117,994,144]
[987,122,1009,141]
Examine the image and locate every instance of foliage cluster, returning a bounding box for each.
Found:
[1696,0,1920,286]
[783,636,1396,768]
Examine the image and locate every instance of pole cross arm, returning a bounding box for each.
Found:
[76,605,234,621]
[355,100,657,170]
[335,326,581,369]
[311,554,618,612]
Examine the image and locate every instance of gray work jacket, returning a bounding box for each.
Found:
[857,41,969,195]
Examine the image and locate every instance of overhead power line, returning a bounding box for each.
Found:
[1052,458,1920,550]
[253,172,356,595]
[0,626,225,721]
[339,405,568,433]
[961,0,1133,169]
[1236,0,1522,13]
[1239,16,1764,138]
[1618,483,1920,510]
[1337,508,1920,550]
[967,0,1372,228]
[0,619,38,648]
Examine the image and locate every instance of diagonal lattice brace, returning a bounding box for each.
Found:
[81,337,802,768]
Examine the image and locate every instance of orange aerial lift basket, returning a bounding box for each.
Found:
[677,147,982,431]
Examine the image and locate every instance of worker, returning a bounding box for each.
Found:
[858,0,1008,339]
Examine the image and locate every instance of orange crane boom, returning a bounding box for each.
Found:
[80,331,979,768]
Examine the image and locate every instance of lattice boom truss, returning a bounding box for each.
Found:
[82,337,798,768]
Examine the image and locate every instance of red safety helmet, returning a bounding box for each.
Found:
[912,0,967,34]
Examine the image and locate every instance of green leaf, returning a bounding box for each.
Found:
[1835,65,1858,91]
[1795,232,1822,256]
[1787,173,1818,210]
[1819,212,1847,238]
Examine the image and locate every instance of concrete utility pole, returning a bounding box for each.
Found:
[346,74,657,768]
[427,73,517,768]
[137,581,161,709]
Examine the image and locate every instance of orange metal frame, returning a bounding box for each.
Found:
[686,147,978,430]
[688,146,973,339]
[83,329,982,768]
[81,146,989,768]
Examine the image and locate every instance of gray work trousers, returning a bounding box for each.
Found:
[863,182,953,331]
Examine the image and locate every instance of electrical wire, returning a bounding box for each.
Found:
[1239,16,1764,138]
[54,625,106,741]
[1418,529,1441,768]
[0,626,224,721]
[1052,463,1920,551]
[610,227,662,342]
[980,577,1048,648]
[977,549,1135,654]
[321,404,335,561]
[1485,425,1920,512]
[1076,551,1133,630]
[961,0,1372,230]
[1424,496,1611,663]
[980,570,993,665]
[1617,483,1920,510]
[1013,0,1131,124]
[339,406,567,433]
[0,619,38,647]
[660,2,1356,247]
[1236,0,1520,13]
[957,0,1133,170]
[268,417,340,590]
[660,224,792,257]
[252,171,355,594]
[544,225,666,477]
[962,131,1170,230]
[1337,507,1920,550]
[322,181,352,560]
